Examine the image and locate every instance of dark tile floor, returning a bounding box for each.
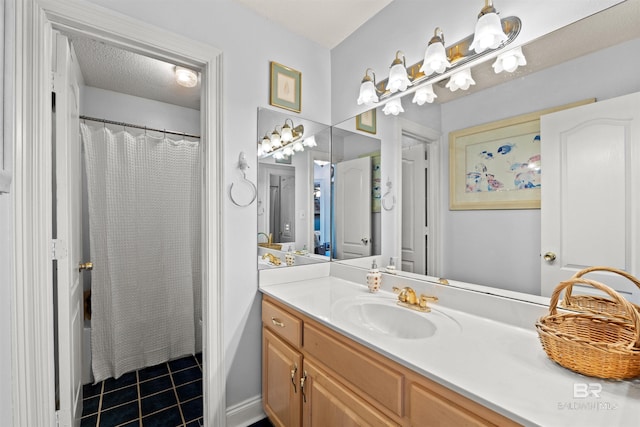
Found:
[81,353,203,427]
[248,419,272,427]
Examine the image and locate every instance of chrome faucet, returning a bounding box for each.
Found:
[393,286,438,312]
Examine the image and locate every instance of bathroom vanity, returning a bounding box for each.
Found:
[259,263,640,427]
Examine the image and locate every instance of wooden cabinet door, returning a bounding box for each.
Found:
[263,328,302,427]
[301,360,398,427]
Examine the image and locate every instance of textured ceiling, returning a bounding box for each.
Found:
[70,35,201,110]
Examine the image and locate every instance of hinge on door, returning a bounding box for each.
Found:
[51,239,68,260]
[51,71,56,92]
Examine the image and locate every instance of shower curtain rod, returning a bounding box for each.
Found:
[80,115,201,139]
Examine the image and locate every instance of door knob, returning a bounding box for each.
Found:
[543,252,556,262]
[79,262,93,272]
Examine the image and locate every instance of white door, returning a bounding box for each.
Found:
[541,92,640,303]
[53,32,84,427]
[335,157,372,259]
[402,142,427,274]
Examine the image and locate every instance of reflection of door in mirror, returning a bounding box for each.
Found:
[313,159,331,255]
[266,166,295,244]
[402,137,427,275]
[335,157,372,259]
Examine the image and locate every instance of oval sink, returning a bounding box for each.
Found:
[331,296,461,340]
[342,301,437,339]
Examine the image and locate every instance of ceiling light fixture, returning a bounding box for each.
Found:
[356,2,522,115]
[492,46,527,73]
[175,66,198,88]
[469,0,508,54]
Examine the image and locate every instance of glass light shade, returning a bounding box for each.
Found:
[382,98,404,116]
[303,135,317,147]
[412,84,437,106]
[293,141,304,152]
[357,80,378,105]
[492,46,526,73]
[175,66,198,88]
[283,146,294,156]
[273,151,285,160]
[386,63,412,93]
[270,130,282,148]
[261,136,272,152]
[446,68,475,92]
[281,125,293,143]
[420,42,451,75]
[470,13,507,53]
[257,145,264,157]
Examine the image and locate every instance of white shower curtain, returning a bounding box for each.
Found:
[81,123,201,382]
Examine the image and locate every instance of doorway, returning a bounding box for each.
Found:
[12,2,224,426]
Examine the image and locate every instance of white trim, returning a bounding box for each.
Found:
[12,1,225,425]
[225,395,266,427]
[398,118,442,276]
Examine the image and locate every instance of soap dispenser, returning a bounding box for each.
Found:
[385,257,397,274]
[285,247,295,266]
[366,259,382,293]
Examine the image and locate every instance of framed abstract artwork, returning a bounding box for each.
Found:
[270,61,301,113]
[449,99,594,210]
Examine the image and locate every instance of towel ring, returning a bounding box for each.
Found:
[381,177,395,211]
[229,152,257,207]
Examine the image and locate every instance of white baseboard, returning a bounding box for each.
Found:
[226,395,266,427]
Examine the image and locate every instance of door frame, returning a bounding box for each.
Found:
[12,1,225,426]
[397,118,441,276]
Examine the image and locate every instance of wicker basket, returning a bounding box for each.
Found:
[536,278,640,379]
[561,266,640,319]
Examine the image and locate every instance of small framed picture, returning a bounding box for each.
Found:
[356,109,376,134]
[270,62,301,113]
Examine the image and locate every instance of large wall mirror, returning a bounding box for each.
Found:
[257,4,639,300]
[327,4,640,302]
[257,108,331,269]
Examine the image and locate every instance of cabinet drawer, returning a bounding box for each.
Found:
[303,323,404,417]
[262,299,302,347]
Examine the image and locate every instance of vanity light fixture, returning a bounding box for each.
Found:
[355,2,521,113]
[492,46,526,73]
[412,84,437,105]
[420,28,451,76]
[382,98,404,116]
[357,68,380,105]
[386,51,412,93]
[175,66,198,88]
[446,68,475,92]
[280,119,294,143]
[258,120,306,159]
[270,128,282,148]
[469,0,508,54]
[303,135,317,148]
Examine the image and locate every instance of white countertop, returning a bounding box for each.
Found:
[259,265,640,427]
